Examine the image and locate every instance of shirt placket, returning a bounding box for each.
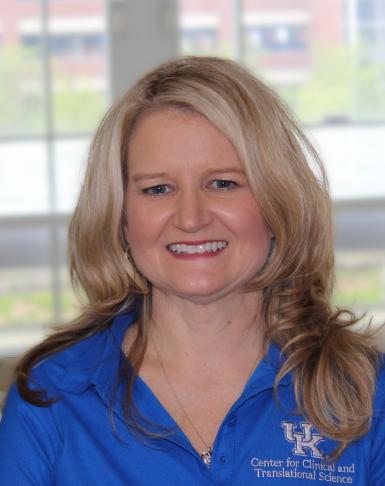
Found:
[208,365,290,485]
[208,412,237,485]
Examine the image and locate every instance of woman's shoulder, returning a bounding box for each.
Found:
[27,311,134,396]
[364,354,385,483]
[0,314,132,464]
[373,354,385,410]
[29,329,106,395]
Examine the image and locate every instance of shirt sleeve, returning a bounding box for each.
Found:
[0,383,61,485]
[370,365,385,485]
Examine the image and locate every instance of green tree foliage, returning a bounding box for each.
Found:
[0,46,45,135]
[52,81,107,134]
[280,45,385,124]
[0,46,108,136]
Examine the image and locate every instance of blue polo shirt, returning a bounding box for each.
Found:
[1,312,385,485]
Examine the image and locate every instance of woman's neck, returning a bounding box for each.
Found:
[145,289,265,372]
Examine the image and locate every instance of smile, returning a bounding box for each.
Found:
[167,241,228,255]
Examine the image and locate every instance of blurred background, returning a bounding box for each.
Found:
[0,0,384,359]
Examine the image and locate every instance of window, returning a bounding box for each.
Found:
[0,0,384,357]
[0,0,109,356]
[245,25,307,51]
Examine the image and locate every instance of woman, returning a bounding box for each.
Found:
[0,56,384,485]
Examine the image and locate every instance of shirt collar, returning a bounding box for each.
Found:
[57,311,136,394]
[56,312,291,399]
[241,340,292,399]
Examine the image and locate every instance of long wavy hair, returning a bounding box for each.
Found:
[16,56,379,457]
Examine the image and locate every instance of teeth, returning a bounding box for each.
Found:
[168,241,228,254]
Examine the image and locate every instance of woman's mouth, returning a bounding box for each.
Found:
[167,240,228,255]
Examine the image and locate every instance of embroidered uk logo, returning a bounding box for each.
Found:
[281,421,325,459]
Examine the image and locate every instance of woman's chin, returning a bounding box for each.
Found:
[153,282,236,305]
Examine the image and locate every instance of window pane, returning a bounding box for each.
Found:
[49,1,109,134]
[334,249,385,329]
[0,0,45,136]
[54,138,89,212]
[307,125,385,199]
[0,226,52,328]
[0,141,49,215]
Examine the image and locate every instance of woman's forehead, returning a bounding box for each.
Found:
[127,109,244,175]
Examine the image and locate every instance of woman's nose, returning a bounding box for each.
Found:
[173,190,213,233]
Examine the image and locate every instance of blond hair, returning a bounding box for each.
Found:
[17,57,379,457]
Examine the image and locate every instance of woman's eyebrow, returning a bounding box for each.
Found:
[204,167,244,175]
[131,167,244,182]
[131,172,169,182]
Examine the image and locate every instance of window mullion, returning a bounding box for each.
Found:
[41,0,62,324]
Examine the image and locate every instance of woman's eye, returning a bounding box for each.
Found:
[211,179,237,190]
[143,184,172,195]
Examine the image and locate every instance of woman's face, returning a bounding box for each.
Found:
[125,109,271,304]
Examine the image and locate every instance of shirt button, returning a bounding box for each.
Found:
[228,415,237,426]
[220,455,228,463]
